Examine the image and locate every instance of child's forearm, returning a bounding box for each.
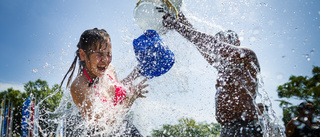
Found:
[120,66,142,85]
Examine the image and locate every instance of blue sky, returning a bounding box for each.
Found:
[1,0,320,135]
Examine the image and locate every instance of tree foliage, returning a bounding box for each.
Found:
[0,79,63,136]
[152,118,221,137]
[24,79,63,112]
[277,66,320,125]
[24,79,63,135]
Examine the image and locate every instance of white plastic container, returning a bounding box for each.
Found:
[134,0,182,35]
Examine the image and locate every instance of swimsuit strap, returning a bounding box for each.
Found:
[107,74,114,81]
[83,69,108,103]
[83,69,93,83]
[83,69,97,87]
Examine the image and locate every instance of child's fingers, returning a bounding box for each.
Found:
[139,95,147,98]
[139,78,148,84]
[140,84,149,90]
[139,91,148,98]
[140,90,149,94]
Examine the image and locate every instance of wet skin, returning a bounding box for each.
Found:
[162,13,261,124]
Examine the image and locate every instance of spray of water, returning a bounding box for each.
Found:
[28,0,288,136]
[31,74,136,136]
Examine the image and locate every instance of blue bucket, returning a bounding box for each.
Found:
[133,30,175,79]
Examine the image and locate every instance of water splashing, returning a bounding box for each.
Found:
[256,73,286,137]
[32,69,38,73]
[27,0,290,136]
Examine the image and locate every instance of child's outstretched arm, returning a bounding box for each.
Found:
[120,66,142,85]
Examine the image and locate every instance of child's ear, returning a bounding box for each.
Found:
[79,49,87,61]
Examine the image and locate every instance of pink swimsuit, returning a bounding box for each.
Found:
[83,69,126,106]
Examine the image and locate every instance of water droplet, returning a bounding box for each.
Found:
[305,54,310,61]
[307,57,310,61]
[44,62,49,68]
[318,11,320,15]
[292,49,295,52]
[269,42,273,46]
[32,69,38,73]
[277,74,283,79]
[310,48,315,54]
[293,120,300,125]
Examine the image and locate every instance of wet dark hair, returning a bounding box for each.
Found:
[298,102,313,113]
[60,28,110,88]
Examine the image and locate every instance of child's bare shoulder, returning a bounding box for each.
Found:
[71,76,89,95]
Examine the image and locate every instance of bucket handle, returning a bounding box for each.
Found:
[136,0,179,18]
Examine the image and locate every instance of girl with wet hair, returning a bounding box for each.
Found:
[60,28,148,136]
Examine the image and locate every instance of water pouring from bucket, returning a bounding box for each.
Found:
[134,0,182,34]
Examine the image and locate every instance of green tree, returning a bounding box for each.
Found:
[24,79,63,112]
[152,118,221,137]
[0,79,63,136]
[277,66,320,126]
[23,79,63,135]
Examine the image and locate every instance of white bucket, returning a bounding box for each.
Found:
[134,0,182,35]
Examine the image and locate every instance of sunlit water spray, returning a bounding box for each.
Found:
[30,75,136,136]
[256,73,286,137]
[181,1,286,136]
[25,0,290,136]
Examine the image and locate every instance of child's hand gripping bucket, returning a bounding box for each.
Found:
[133,30,175,79]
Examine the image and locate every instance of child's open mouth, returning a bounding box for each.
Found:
[97,65,107,72]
